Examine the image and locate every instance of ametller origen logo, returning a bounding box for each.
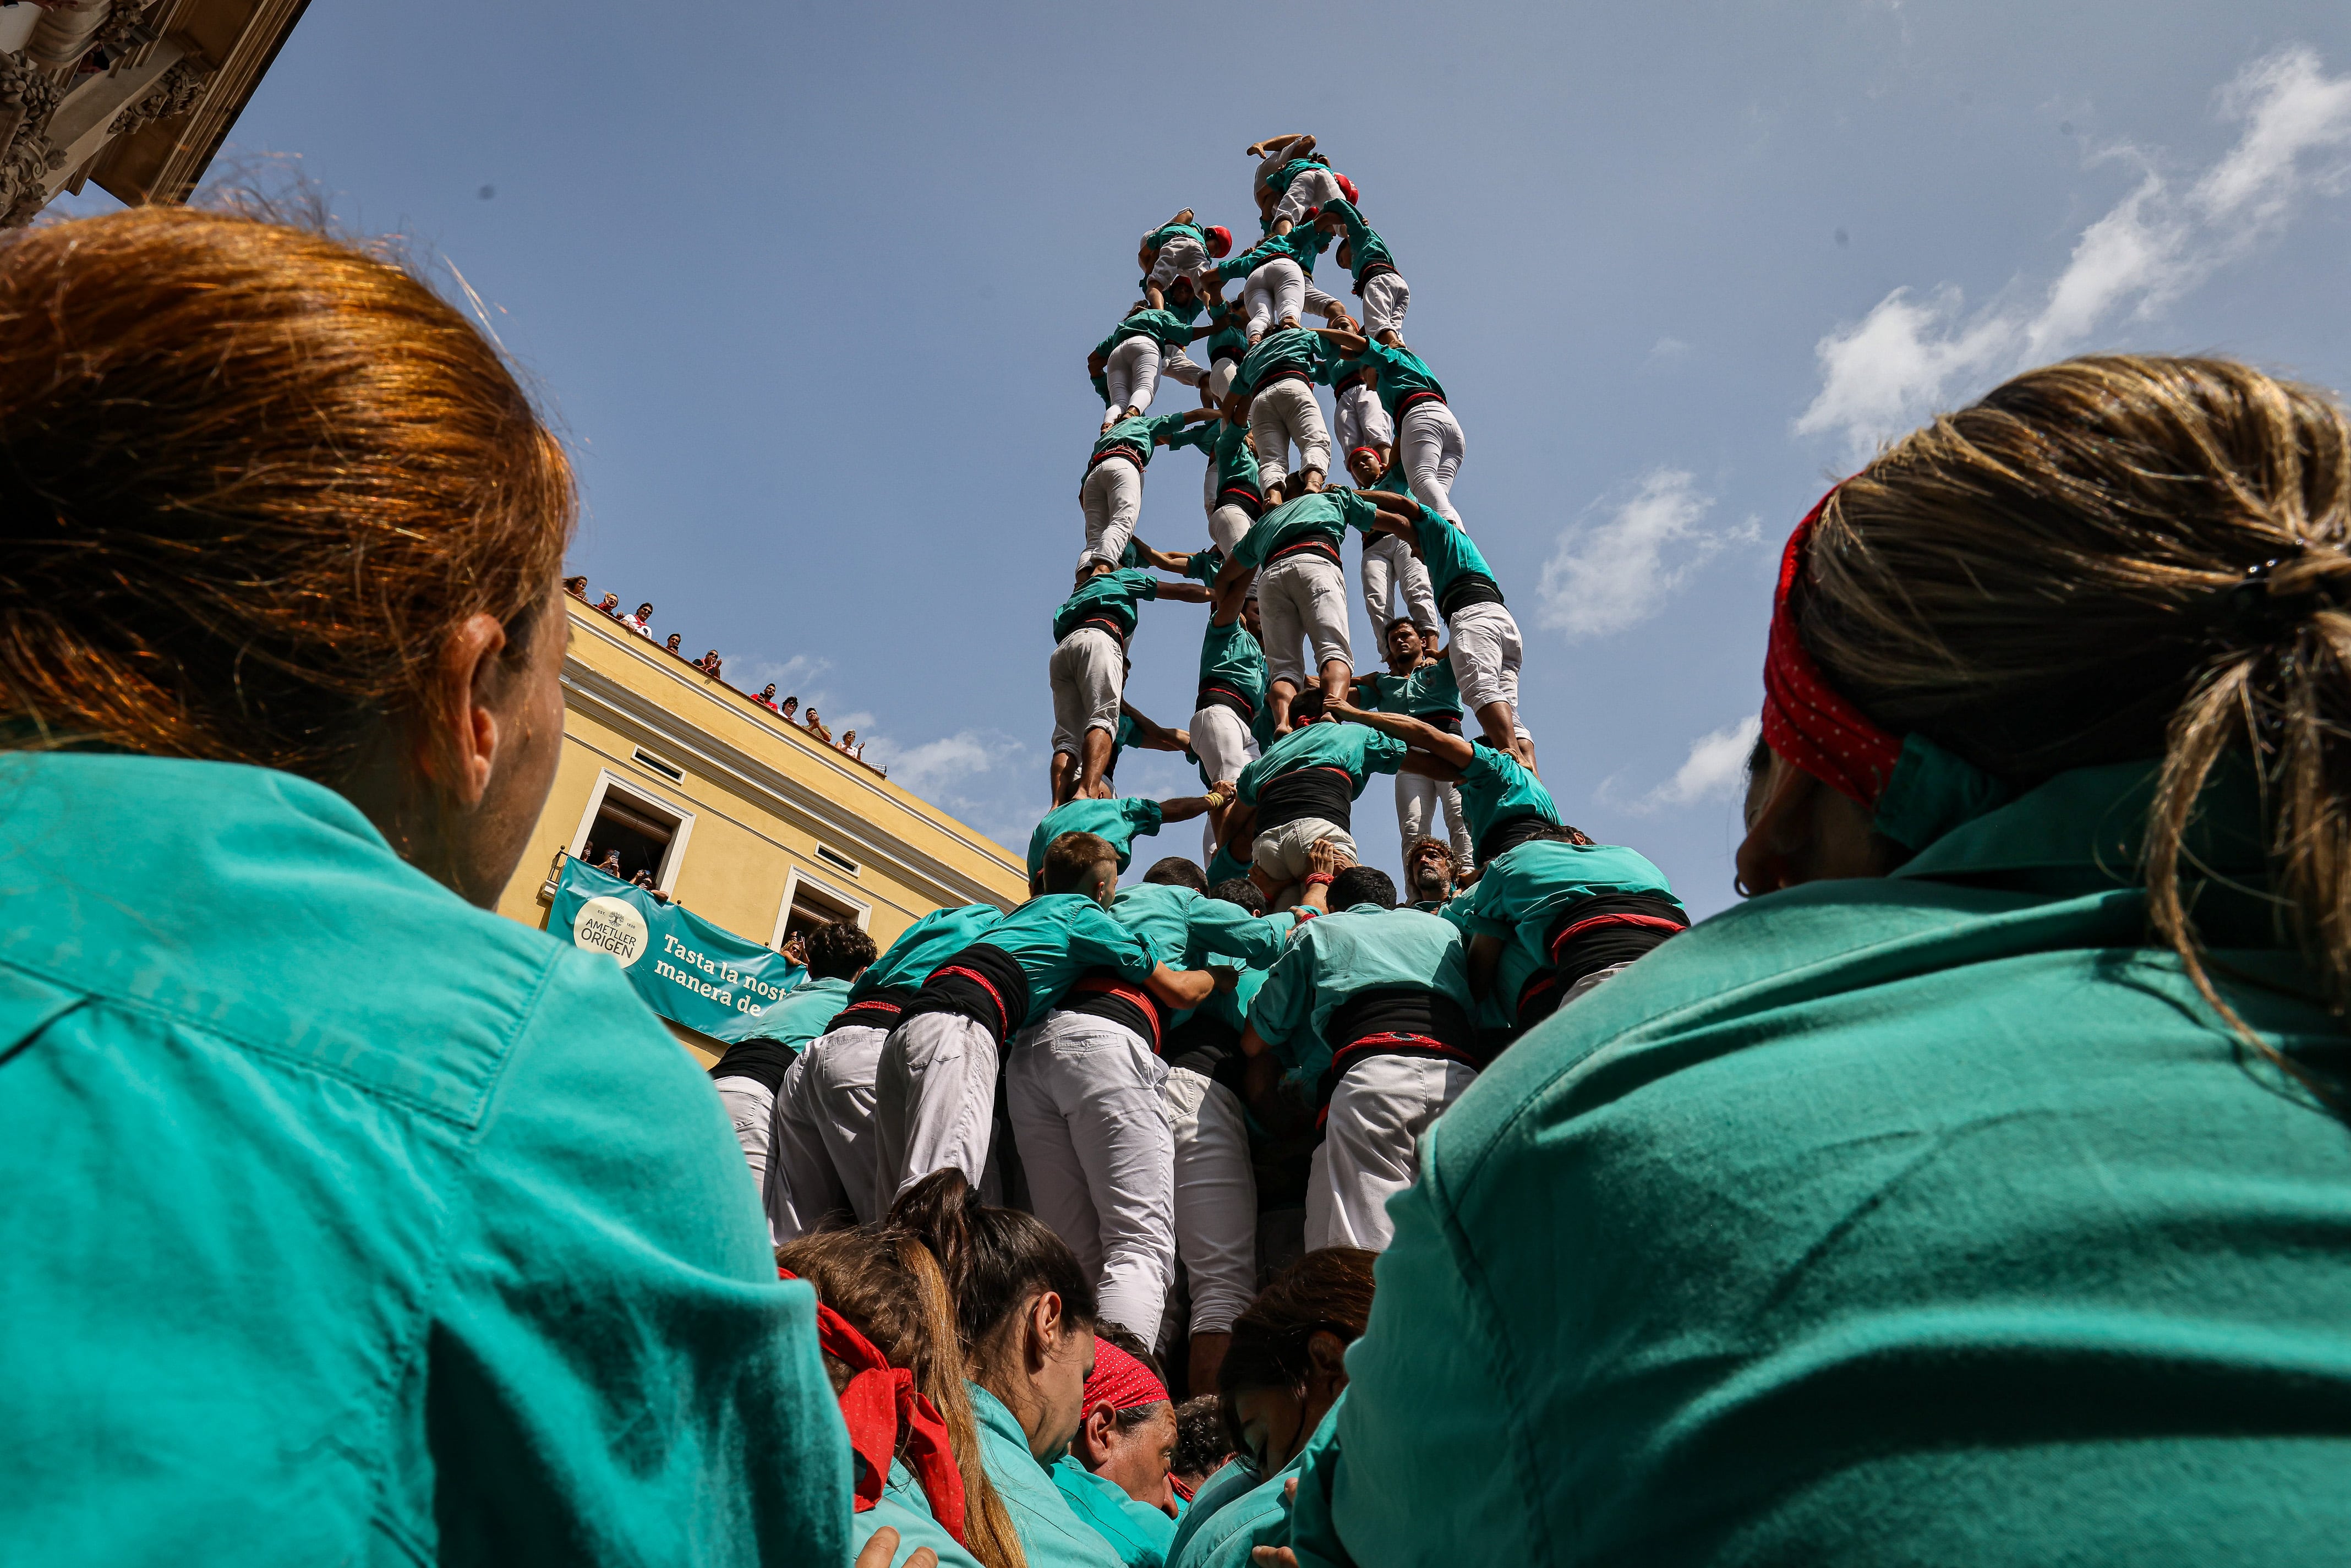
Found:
[572,895,649,967]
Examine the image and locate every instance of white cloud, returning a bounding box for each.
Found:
[1645,335,1692,367]
[1796,46,2351,459]
[862,727,1026,797]
[1538,470,1758,641]
[1615,715,1763,815]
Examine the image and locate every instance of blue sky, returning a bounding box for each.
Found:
[81,1,2351,916]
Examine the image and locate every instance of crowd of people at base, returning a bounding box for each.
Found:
[12,196,2351,1568]
[563,574,884,773]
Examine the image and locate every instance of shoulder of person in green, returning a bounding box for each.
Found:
[0,752,849,1566]
[1052,1454,1177,1568]
[1311,758,2351,1566]
[872,1458,987,1568]
[1173,1402,1342,1568]
[968,1385,1127,1568]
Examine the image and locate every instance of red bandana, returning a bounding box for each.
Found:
[781,1268,969,1544]
[1761,489,1905,810]
[1083,1336,1171,1414]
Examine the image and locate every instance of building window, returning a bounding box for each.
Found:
[772,867,871,947]
[814,844,861,877]
[570,771,696,893]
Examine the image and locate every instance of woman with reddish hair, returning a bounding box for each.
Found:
[1292,356,2351,1565]
[0,208,847,1565]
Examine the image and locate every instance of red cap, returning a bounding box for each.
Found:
[1336,173,1359,204]
[1205,225,1232,258]
[1084,1337,1171,1413]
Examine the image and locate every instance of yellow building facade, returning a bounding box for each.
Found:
[496,598,1030,1063]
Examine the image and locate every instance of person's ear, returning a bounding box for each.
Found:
[1076,1400,1116,1463]
[1028,1290,1065,1370]
[423,613,511,806]
[1304,1329,1349,1389]
[1735,757,1823,897]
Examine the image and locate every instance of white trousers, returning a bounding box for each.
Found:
[873,1010,1001,1213]
[712,1075,778,1239]
[1209,502,1255,555]
[1190,702,1254,786]
[767,1023,889,1240]
[1273,166,1346,227]
[1147,234,1210,288]
[1358,271,1410,340]
[1105,336,1162,420]
[1005,1012,1176,1346]
[1305,1054,1478,1252]
[1210,357,1240,401]
[1304,280,1346,320]
[1049,626,1123,756]
[1257,553,1351,686]
[1396,400,1466,525]
[1078,457,1143,571]
[1252,817,1358,881]
[1162,1063,1258,1336]
[1248,379,1328,495]
[1332,380,1391,460]
[1446,601,1523,719]
[1243,258,1305,338]
[1361,534,1439,636]
[1395,772,1473,870]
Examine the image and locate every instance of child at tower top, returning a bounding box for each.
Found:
[1138,209,1233,312]
[1245,133,1354,235]
[1314,196,1408,346]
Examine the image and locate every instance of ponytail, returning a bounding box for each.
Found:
[890,1170,1100,1367]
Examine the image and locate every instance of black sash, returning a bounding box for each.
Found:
[899,942,1027,1048]
[1256,764,1354,835]
[1315,987,1481,1109]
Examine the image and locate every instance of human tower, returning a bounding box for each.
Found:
[743,135,1690,1383]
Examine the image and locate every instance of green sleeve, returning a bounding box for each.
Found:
[1363,731,1409,775]
[1164,422,1215,456]
[1190,894,1289,969]
[1183,547,1225,584]
[1147,412,1190,446]
[1333,490,1381,537]
[431,949,852,1564]
[1244,939,1314,1052]
[1123,796,1166,838]
[1069,903,1161,981]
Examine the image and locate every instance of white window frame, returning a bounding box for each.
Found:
[771,865,872,946]
[568,768,697,896]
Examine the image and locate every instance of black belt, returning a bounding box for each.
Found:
[898,942,1026,1049]
[1196,681,1258,720]
[832,986,919,1032]
[1416,709,1463,735]
[1061,971,1168,1053]
[1351,261,1398,292]
[1067,614,1129,651]
[1396,389,1448,417]
[1440,575,1506,616]
[1216,486,1265,518]
[1315,987,1481,1112]
[1268,538,1341,567]
[1088,446,1146,472]
[1254,366,1314,391]
[1474,811,1553,868]
[1255,764,1355,835]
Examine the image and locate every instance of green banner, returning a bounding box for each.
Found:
[551,859,807,1044]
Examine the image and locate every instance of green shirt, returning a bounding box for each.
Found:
[1236,327,1324,394]
[0,753,849,1566]
[1213,223,1326,284]
[851,904,1003,1001]
[736,973,855,1051]
[875,1458,986,1568]
[1027,796,1167,878]
[1104,308,1199,353]
[1174,417,1259,498]
[1357,498,1498,609]
[1087,412,1192,476]
[1294,760,2351,1567]
[1235,721,1409,805]
[1111,883,1290,973]
[1317,198,1395,286]
[1245,904,1472,1081]
[1353,658,1461,721]
[1359,340,1445,418]
[969,1384,1124,1568]
[1203,311,1250,364]
[1455,743,1561,856]
[1053,568,1161,646]
[1228,490,1378,573]
[1052,1456,1178,1568]
[980,895,1162,1030]
[1197,618,1270,717]
[1168,1401,1342,1568]
[1145,219,1207,252]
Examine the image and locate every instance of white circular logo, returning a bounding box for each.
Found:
[573,895,649,968]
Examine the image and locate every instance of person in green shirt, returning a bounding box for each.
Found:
[1292,356,2351,1566]
[1166,402,1265,553]
[1311,196,1407,345]
[1179,588,1270,861]
[1227,703,1409,908]
[1234,325,1331,505]
[1026,789,1231,893]
[1051,562,1215,805]
[1240,866,1476,1251]
[1079,406,1223,576]
[1339,444,1437,641]
[0,208,850,1565]
[773,904,1006,1240]
[1327,697,1560,869]
[1212,489,1384,734]
[1352,620,1472,871]
[709,917,876,1223]
[1311,326,1463,531]
[1052,1336,1183,1567]
[874,833,1222,1212]
[1137,209,1232,312]
[1401,835,1458,914]
[893,1171,1127,1568]
[1091,297,1212,431]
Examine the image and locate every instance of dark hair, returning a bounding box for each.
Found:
[1404,835,1455,868]
[1330,866,1395,911]
[889,1169,1099,1361]
[1219,1248,1377,1450]
[0,207,570,789]
[1144,856,1209,892]
[802,919,878,981]
[1529,823,1597,847]
[1289,689,1327,723]
[777,1228,1029,1568]
[1171,1394,1231,1484]
[1209,877,1266,914]
[1043,831,1118,894]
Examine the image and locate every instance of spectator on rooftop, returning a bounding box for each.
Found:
[699,651,724,680]
[804,708,833,744]
[756,683,782,711]
[562,575,588,600]
[779,696,800,721]
[595,592,621,616]
[624,601,654,636]
[839,729,865,762]
[664,632,684,655]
